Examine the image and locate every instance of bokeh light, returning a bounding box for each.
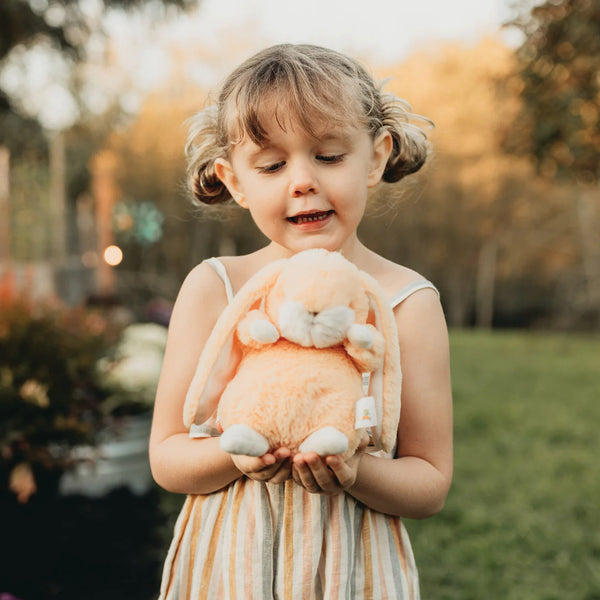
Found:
[103,245,123,266]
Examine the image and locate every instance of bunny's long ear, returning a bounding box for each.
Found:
[183,259,287,429]
[359,272,402,454]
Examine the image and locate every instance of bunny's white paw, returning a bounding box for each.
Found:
[249,320,279,344]
[347,324,373,349]
[298,427,349,456]
[220,424,270,456]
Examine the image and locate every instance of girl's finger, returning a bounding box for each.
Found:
[295,453,342,494]
[293,455,321,493]
[325,456,353,489]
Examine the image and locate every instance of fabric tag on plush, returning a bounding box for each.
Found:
[355,396,377,429]
[189,423,221,438]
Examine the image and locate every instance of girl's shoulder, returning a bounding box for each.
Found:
[361,252,433,299]
[175,260,232,319]
[207,249,281,295]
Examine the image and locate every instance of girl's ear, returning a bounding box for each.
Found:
[214,157,248,208]
[367,130,393,188]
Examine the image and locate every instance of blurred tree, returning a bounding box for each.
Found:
[0,0,196,146]
[101,44,266,303]
[0,0,195,62]
[361,39,577,327]
[510,0,600,325]
[509,0,600,183]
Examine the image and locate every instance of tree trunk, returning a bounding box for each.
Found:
[475,238,498,329]
[49,131,66,266]
[575,187,600,311]
[0,146,10,263]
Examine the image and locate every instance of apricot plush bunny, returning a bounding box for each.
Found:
[183,248,401,459]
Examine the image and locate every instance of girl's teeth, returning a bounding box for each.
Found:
[295,212,330,224]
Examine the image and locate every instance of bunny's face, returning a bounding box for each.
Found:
[264,249,369,348]
[277,301,355,348]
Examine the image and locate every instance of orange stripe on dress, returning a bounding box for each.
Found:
[162,495,194,599]
[328,495,342,598]
[283,480,295,599]
[302,489,314,600]
[199,493,228,599]
[186,495,208,598]
[244,481,256,597]
[360,510,374,598]
[388,516,408,576]
[371,512,389,599]
[229,480,246,599]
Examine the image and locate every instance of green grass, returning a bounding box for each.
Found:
[406,330,600,600]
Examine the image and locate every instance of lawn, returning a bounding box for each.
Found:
[406,330,600,600]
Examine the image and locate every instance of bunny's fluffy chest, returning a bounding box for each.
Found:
[218,340,363,452]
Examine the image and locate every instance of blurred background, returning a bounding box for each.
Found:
[0,0,598,598]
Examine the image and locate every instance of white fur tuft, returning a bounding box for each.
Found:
[278,301,313,347]
[346,324,374,349]
[311,306,355,348]
[249,319,280,344]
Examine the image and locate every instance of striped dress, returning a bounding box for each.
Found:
[158,259,438,600]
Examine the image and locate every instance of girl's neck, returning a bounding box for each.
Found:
[261,236,371,266]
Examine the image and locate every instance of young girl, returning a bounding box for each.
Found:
[150,43,453,599]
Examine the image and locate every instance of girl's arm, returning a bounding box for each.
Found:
[149,263,290,495]
[293,288,453,519]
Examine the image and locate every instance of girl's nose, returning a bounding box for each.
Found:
[289,161,318,197]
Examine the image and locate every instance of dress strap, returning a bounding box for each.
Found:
[390,279,439,310]
[203,257,235,304]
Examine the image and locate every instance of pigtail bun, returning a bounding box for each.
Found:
[378,92,432,183]
[185,106,232,205]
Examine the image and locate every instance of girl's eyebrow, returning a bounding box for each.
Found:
[246,145,276,162]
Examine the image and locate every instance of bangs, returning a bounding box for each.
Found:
[219,47,370,147]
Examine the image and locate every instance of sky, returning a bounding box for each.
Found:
[1,0,523,130]
[188,0,521,66]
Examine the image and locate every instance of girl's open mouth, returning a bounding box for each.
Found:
[287,210,334,225]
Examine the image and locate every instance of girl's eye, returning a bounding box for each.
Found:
[257,161,285,174]
[317,154,345,164]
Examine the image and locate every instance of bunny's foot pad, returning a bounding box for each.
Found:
[298,427,349,456]
[220,424,270,456]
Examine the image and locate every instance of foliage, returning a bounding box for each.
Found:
[0,270,121,493]
[0,0,195,63]
[0,0,196,150]
[509,0,600,183]
[406,330,600,599]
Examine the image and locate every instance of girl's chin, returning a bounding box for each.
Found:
[276,237,352,256]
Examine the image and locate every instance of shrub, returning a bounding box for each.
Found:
[0,270,120,501]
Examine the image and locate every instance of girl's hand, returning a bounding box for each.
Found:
[292,432,369,495]
[232,447,292,484]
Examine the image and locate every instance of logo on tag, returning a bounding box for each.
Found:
[355,396,377,429]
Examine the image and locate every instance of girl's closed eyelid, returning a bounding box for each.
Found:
[256,161,285,174]
[316,154,345,164]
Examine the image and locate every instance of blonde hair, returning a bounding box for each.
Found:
[186,44,432,205]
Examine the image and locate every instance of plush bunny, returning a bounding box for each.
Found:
[183,249,401,459]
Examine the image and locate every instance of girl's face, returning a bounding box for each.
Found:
[215,112,392,258]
